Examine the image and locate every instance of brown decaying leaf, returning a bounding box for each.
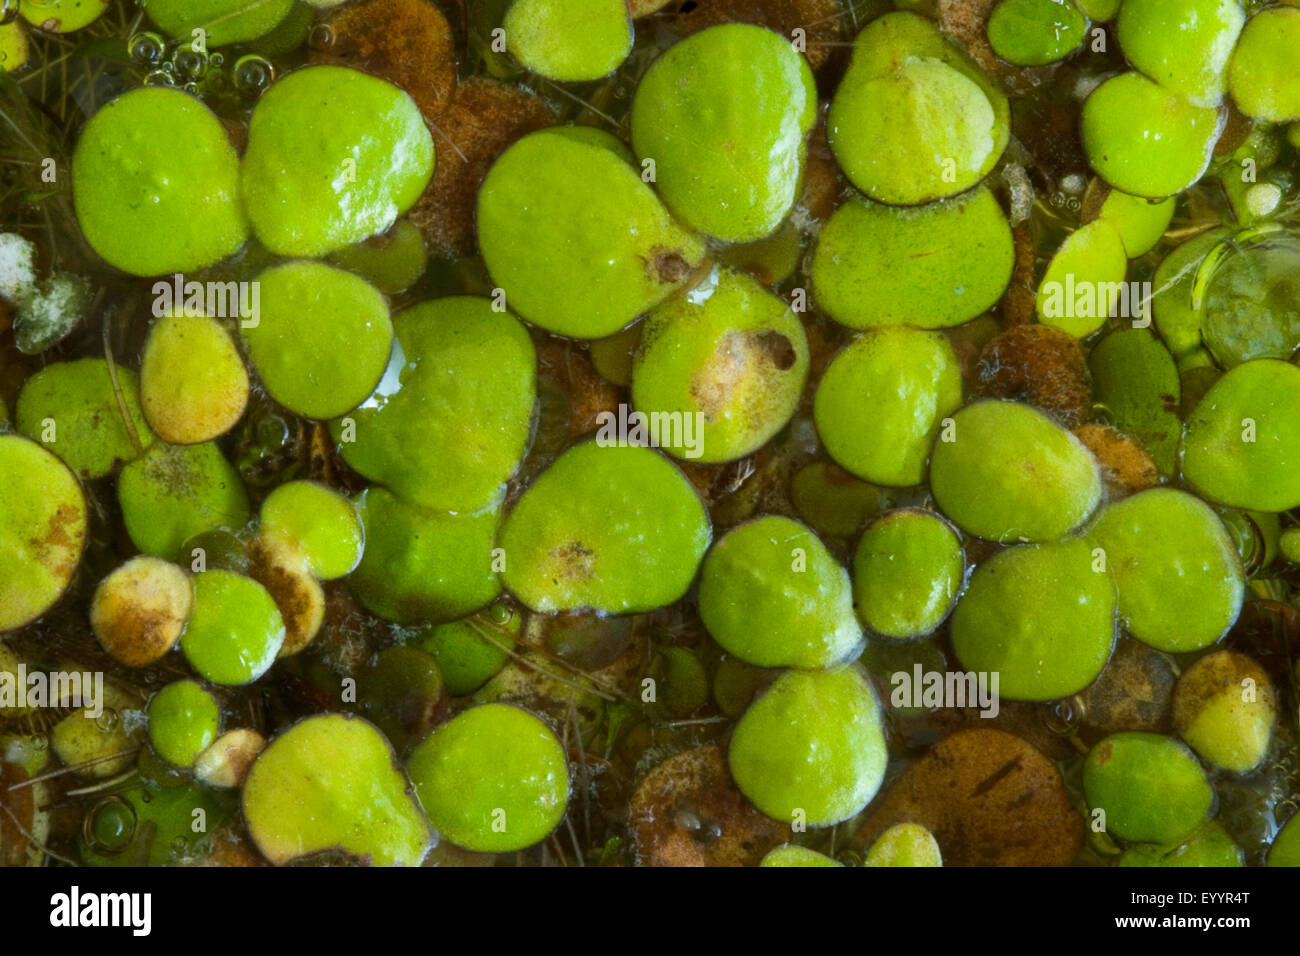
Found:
[851,728,1085,866]
[312,0,458,121]
[536,336,624,439]
[629,743,791,866]
[409,78,556,259]
[667,0,844,70]
[978,323,1092,425]
[1072,423,1160,499]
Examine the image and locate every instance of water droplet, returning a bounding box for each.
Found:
[171,836,188,854]
[489,601,512,624]
[127,31,165,67]
[96,708,118,732]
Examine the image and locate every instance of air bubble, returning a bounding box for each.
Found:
[144,70,176,87]
[233,55,274,97]
[0,0,21,25]
[173,47,208,82]
[1042,696,1082,736]
[84,796,136,854]
[308,24,334,51]
[128,32,165,68]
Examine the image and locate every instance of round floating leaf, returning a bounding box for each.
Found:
[853,509,964,640]
[828,12,1009,205]
[1096,188,1175,258]
[477,128,708,339]
[1119,822,1244,867]
[0,435,86,632]
[987,0,1087,67]
[630,267,809,463]
[415,606,519,696]
[1151,227,1230,358]
[141,313,249,445]
[334,296,535,513]
[0,22,28,73]
[1181,359,1300,512]
[504,0,631,81]
[498,442,711,614]
[1227,8,1300,123]
[407,703,569,852]
[630,23,816,242]
[761,845,842,867]
[1084,732,1212,844]
[140,0,294,46]
[811,186,1014,330]
[19,0,109,33]
[259,480,363,581]
[1173,649,1275,773]
[864,823,944,867]
[350,487,501,625]
[16,358,154,479]
[241,65,435,258]
[358,646,446,754]
[72,88,247,276]
[118,441,251,561]
[1200,232,1300,368]
[180,569,284,685]
[929,400,1102,542]
[698,515,863,669]
[1074,0,1118,17]
[729,666,887,827]
[1035,219,1128,338]
[951,538,1116,701]
[243,261,393,420]
[1087,327,1181,477]
[148,680,220,768]
[1081,72,1223,198]
[243,713,433,866]
[1087,488,1243,653]
[814,327,963,487]
[791,462,886,538]
[327,219,427,294]
[91,556,193,667]
[1116,0,1244,107]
